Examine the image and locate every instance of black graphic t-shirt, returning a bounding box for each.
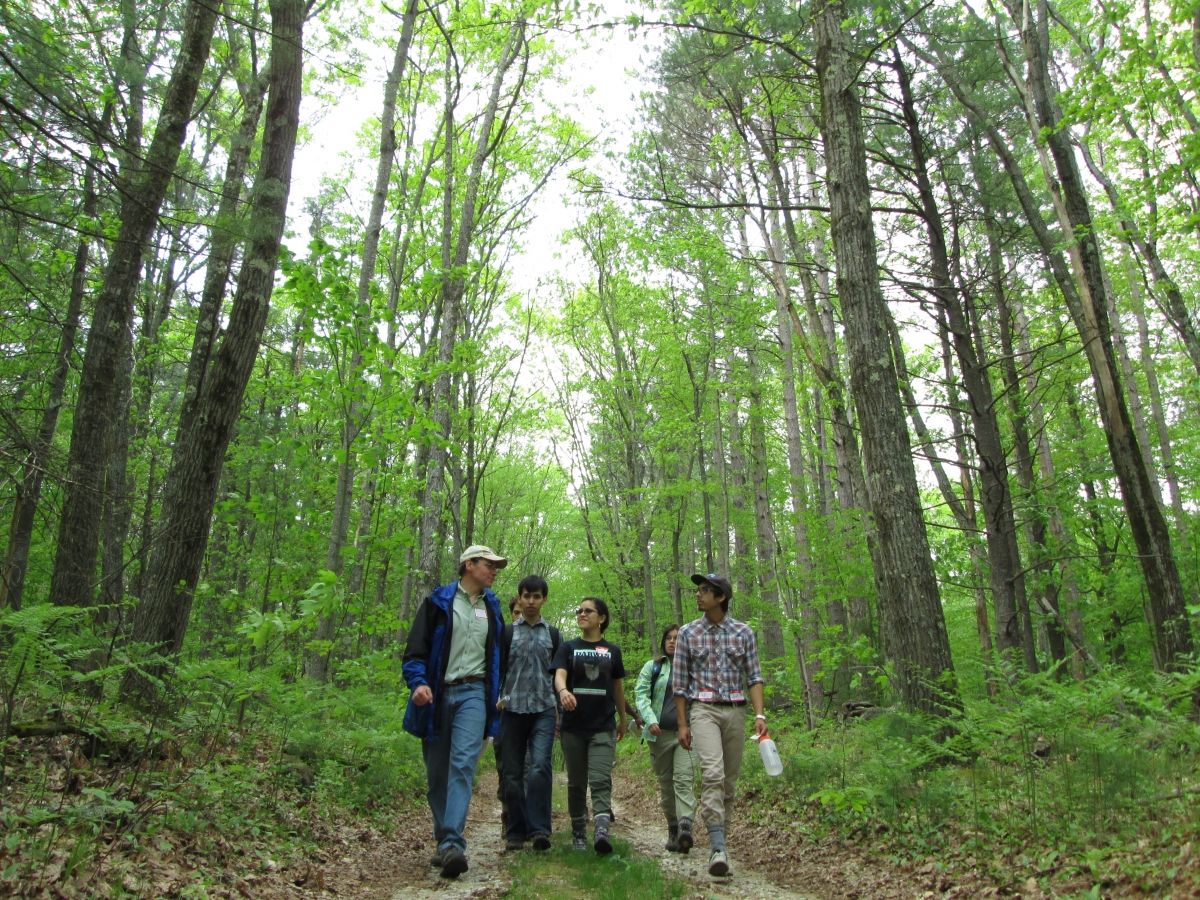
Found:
[552,637,626,735]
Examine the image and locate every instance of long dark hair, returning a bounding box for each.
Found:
[659,623,680,662]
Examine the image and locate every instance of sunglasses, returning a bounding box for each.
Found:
[574,607,598,616]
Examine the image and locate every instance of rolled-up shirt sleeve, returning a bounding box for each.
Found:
[743,629,764,687]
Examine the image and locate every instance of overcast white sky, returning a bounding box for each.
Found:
[285,5,659,296]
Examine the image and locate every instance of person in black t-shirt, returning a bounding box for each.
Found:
[552,597,626,855]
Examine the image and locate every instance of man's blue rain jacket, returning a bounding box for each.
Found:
[401,581,504,742]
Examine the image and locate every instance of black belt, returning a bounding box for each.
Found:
[695,699,745,707]
[445,675,485,686]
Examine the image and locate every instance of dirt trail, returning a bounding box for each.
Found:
[610,763,817,900]
[388,770,510,900]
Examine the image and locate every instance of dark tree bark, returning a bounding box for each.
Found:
[0,150,101,611]
[894,52,1037,672]
[122,0,305,703]
[47,0,220,608]
[813,0,957,715]
[1012,0,1194,673]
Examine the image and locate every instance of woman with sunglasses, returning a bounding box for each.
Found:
[552,597,627,854]
[634,623,696,854]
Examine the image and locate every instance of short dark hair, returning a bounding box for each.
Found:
[660,623,680,660]
[509,596,521,613]
[581,597,610,633]
[518,575,549,597]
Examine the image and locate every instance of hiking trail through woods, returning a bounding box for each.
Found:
[326,764,856,900]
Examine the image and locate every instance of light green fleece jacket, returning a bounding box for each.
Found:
[634,656,672,742]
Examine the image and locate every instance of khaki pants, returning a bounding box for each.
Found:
[648,730,696,824]
[689,702,745,830]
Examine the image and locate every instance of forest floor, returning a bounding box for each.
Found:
[9,730,1199,900]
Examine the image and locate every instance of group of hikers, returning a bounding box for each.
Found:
[402,545,768,881]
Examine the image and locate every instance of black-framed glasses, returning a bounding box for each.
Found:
[575,607,597,616]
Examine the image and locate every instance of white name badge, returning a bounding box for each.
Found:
[597,646,609,655]
[730,690,745,702]
[698,690,714,702]
[474,607,488,618]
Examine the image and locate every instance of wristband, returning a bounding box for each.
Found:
[755,714,767,720]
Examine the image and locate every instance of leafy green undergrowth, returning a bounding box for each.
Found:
[506,833,690,900]
[740,668,1200,896]
[0,604,423,898]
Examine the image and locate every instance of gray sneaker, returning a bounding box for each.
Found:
[571,830,587,851]
[708,850,730,876]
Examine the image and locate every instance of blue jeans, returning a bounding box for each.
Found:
[499,706,556,840]
[422,682,487,853]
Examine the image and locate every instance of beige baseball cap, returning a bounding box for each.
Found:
[459,545,508,568]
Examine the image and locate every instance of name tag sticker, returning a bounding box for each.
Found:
[730,690,745,702]
[474,607,488,618]
[597,646,609,655]
[698,690,714,702]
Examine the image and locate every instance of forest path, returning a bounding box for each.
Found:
[386,767,510,900]
[609,762,817,900]
[359,754,817,900]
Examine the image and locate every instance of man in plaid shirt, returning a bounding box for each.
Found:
[672,573,766,877]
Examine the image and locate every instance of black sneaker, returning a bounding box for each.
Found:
[429,848,444,867]
[505,837,526,852]
[676,819,693,854]
[531,833,551,851]
[572,831,587,851]
[440,847,468,879]
[593,814,612,855]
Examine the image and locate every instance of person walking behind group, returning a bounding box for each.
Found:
[496,594,523,838]
[403,546,507,879]
[635,623,697,854]
[553,597,627,854]
[673,574,766,877]
[497,575,562,852]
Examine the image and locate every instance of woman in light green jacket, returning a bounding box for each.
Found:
[634,623,697,854]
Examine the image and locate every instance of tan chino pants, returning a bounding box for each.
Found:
[688,702,745,830]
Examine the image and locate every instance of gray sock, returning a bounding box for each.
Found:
[707,824,725,852]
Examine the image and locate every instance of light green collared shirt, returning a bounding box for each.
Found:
[444,583,488,683]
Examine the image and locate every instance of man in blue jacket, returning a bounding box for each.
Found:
[403,545,506,879]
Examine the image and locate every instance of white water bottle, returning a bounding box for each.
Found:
[757,732,783,776]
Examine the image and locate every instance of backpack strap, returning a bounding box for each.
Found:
[500,623,514,681]
[649,658,664,698]
[550,626,562,657]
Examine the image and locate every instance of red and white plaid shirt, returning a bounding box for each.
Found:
[671,615,763,702]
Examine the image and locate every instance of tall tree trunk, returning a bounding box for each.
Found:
[416,23,524,601]
[122,0,305,705]
[1012,0,1194,673]
[48,0,220,609]
[895,52,1036,673]
[307,1,420,680]
[765,208,820,725]
[0,151,100,611]
[813,0,957,714]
